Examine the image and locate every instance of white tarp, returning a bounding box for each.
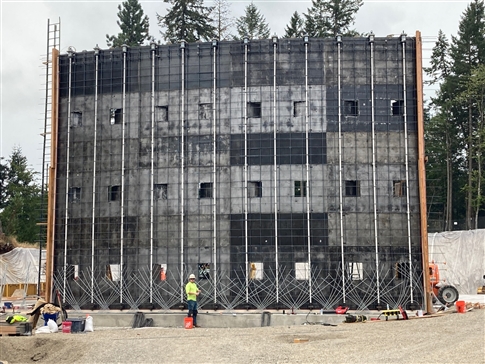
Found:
[429,229,485,294]
[0,247,46,284]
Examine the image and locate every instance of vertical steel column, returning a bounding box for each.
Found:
[120,44,128,303]
[243,37,249,303]
[212,39,218,303]
[63,48,74,300]
[272,36,279,303]
[303,35,312,302]
[149,41,157,303]
[336,34,346,302]
[400,33,414,302]
[91,45,100,303]
[369,33,380,303]
[180,40,186,302]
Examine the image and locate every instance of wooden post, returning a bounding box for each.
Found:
[415,31,432,313]
[45,48,59,303]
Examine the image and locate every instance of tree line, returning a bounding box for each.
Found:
[105,0,363,47]
[1,0,483,245]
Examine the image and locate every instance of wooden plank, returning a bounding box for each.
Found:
[0,322,31,336]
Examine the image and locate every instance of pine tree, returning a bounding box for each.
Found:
[424,30,456,230]
[424,30,452,85]
[0,147,42,243]
[284,11,305,38]
[157,0,216,43]
[449,0,485,229]
[212,0,234,40]
[234,3,270,40]
[304,0,362,38]
[106,0,151,48]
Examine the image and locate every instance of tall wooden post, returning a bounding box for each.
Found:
[45,48,59,303]
[415,31,432,313]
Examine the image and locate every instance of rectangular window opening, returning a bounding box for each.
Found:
[393,180,407,197]
[108,185,121,201]
[198,103,212,120]
[198,263,210,279]
[343,100,358,116]
[391,100,404,116]
[110,108,123,125]
[294,181,307,197]
[199,182,213,198]
[247,102,261,118]
[295,262,309,280]
[248,181,262,198]
[154,183,168,200]
[106,264,121,282]
[71,111,82,127]
[395,262,410,280]
[249,262,263,280]
[156,106,168,122]
[68,187,81,203]
[345,180,360,196]
[293,101,305,117]
[348,262,363,281]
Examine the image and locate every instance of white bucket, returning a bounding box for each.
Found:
[417,310,423,317]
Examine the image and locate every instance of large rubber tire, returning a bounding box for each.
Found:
[437,285,459,304]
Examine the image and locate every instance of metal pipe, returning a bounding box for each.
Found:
[212,39,218,303]
[120,44,128,303]
[369,33,380,303]
[180,40,186,302]
[401,33,414,302]
[336,35,346,303]
[243,37,249,303]
[63,48,74,301]
[150,41,157,303]
[304,37,312,302]
[272,36,279,303]
[91,45,100,303]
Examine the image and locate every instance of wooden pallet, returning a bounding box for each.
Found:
[0,322,31,336]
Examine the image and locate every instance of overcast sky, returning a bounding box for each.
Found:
[0,0,471,174]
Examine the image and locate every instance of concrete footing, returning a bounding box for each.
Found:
[66,310,351,329]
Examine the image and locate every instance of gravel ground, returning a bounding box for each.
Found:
[1,309,484,364]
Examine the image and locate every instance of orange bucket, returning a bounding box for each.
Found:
[184,317,193,329]
[455,300,466,313]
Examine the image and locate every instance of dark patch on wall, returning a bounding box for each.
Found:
[230,132,327,165]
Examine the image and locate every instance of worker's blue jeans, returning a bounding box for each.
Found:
[187,300,198,326]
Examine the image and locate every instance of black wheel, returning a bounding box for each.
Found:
[437,285,459,304]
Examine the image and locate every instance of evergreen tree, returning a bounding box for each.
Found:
[304,0,362,38]
[106,0,151,47]
[234,3,270,40]
[424,30,452,85]
[0,147,42,243]
[157,0,216,43]
[449,0,485,229]
[212,0,234,40]
[425,30,456,230]
[284,11,305,38]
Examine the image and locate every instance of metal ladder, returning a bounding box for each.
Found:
[37,18,61,296]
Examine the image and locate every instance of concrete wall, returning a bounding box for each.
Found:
[53,36,424,310]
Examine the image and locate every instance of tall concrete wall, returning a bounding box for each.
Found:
[53,36,424,311]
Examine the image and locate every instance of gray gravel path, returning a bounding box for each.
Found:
[1,309,484,364]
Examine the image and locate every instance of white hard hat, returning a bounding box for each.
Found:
[189,274,196,279]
